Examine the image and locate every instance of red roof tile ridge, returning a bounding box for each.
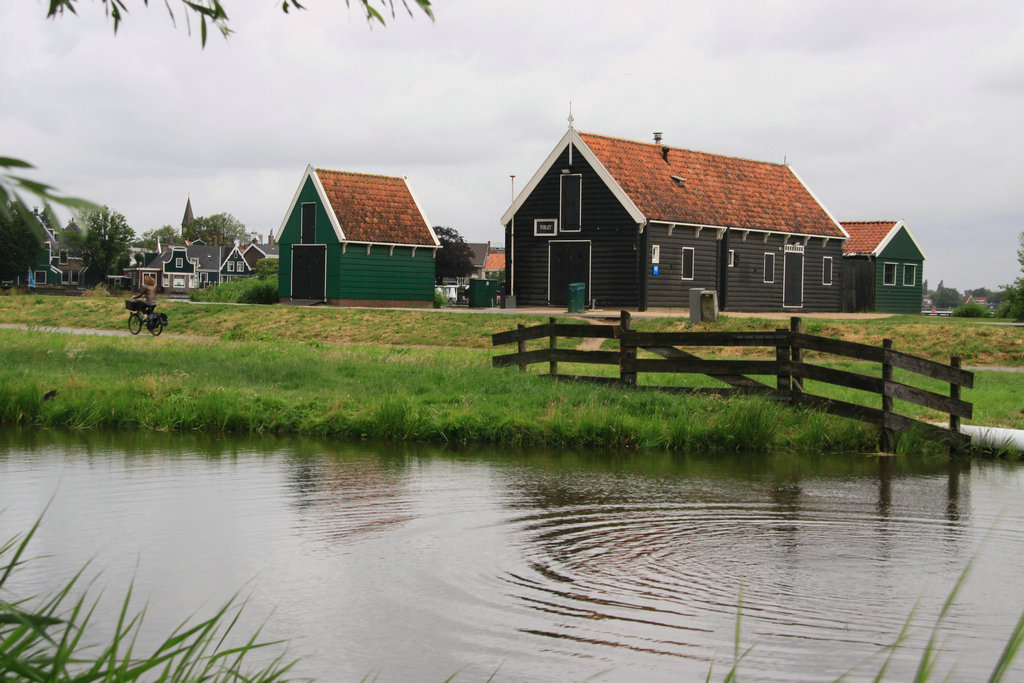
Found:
[841,220,898,226]
[578,131,789,168]
[315,168,404,181]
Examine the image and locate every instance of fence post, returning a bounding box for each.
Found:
[549,317,558,377]
[881,338,895,451]
[790,317,804,402]
[776,327,790,400]
[619,310,636,387]
[517,324,527,373]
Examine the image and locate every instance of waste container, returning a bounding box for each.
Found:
[568,282,586,313]
[468,278,498,308]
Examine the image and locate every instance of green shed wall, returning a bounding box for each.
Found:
[874,227,924,313]
[277,175,436,303]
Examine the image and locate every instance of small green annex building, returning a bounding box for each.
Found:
[276,166,440,307]
[841,220,926,313]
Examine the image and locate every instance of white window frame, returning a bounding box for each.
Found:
[227,261,235,272]
[61,270,69,285]
[728,249,735,267]
[681,247,695,281]
[59,251,68,265]
[763,252,775,284]
[70,270,79,285]
[162,274,169,287]
[883,262,897,286]
[903,263,917,287]
[822,256,833,286]
[651,244,660,264]
[175,257,183,268]
[534,218,557,237]
[34,270,47,284]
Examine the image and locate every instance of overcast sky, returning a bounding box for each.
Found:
[3,1,1022,290]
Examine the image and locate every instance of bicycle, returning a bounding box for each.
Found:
[125,299,167,336]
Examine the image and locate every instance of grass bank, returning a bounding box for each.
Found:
[0,328,885,453]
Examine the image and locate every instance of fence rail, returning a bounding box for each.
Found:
[492,312,973,450]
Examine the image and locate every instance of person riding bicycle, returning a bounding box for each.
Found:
[133,275,158,320]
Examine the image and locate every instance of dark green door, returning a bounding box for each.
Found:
[784,246,804,308]
[548,241,590,306]
[291,245,326,300]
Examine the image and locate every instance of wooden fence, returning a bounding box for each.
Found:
[492,312,974,450]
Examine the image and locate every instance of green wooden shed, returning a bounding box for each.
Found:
[841,220,926,313]
[275,166,440,307]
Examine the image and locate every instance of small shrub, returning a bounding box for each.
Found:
[952,302,990,318]
[83,283,110,298]
[190,276,278,304]
[433,288,447,309]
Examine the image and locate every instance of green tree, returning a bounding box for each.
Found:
[0,203,43,283]
[69,207,135,282]
[930,283,962,310]
[184,212,246,246]
[255,257,279,280]
[433,225,474,283]
[136,224,180,249]
[997,232,1024,321]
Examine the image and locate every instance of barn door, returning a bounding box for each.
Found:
[291,245,326,300]
[548,241,590,306]
[783,244,804,308]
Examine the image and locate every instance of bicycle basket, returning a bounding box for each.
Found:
[125,299,145,311]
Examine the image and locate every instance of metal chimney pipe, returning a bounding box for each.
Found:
[653,132,663,144]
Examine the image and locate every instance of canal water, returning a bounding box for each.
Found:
[2,428,1023,681]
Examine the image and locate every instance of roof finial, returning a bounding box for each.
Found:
[568,101,574,130]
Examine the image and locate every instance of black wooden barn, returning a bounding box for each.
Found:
[501,128,849,312]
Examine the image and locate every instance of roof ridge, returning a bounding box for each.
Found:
[578,131,790,168]
[842,220,898,225]
[315,168,404,182]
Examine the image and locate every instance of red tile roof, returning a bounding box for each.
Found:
[578,132,845,238]
[316,169,437,246]
[484,252,505,271]
[840,220,898,255]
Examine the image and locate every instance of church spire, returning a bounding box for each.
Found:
[181,196,194,232]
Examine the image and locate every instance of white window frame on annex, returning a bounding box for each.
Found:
[681,247,695,281]
[883,262,897,286]
[763,252,775,284]
[534,218,558,237]
[822,256,833,286]
[175,257,183,268]
[903,263,917,287]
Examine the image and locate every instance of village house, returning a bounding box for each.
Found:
[275,165,440,307]
[501,127,848,311]
[841,220,926,313]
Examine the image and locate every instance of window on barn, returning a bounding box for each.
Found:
[175,257,183,268]
[883,262,897,286]
[61,270,69,285]
[227,261,234,272]
[903,264,917,286]
[59,251,68,264]
[728,249,735,267]
[681,247,694,280]
[534,219,557,236]
[560,174,582,232]
[822,256,833,286]
[34,270,47,284]
[70,270,79,285]
[301,203,316,244]
[763,253,775,283]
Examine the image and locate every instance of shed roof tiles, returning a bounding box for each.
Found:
[316,169,438,246]
[840,220,900,255]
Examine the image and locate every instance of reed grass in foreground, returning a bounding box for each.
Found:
[0,515,296,681]
[0,328,894,453]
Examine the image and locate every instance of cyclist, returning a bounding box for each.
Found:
[133,275,158,322]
